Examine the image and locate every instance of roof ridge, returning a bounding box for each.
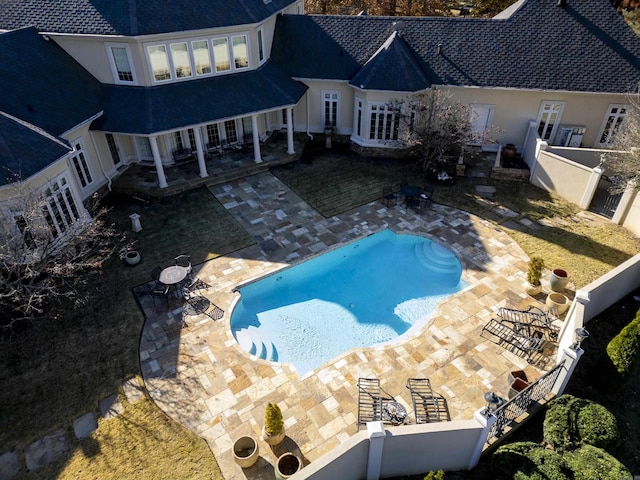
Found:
[0,111,71,150]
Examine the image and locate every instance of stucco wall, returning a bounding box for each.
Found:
[621,191,640,237]
[530,150,593,205]
[447,87,628,149]
[296,80,354,135]
[290,420,486,480]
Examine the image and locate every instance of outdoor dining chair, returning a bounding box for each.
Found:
[382,185,397,207]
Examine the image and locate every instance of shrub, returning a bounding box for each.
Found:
[606,308,640,378]
[543,395,618,452]
[526,256,544,286]
[424,470,445,480]
[491,442,571,480]
[264,403,283,435]
[564,444,631,480]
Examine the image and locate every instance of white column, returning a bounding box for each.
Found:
[149,136,168,188]
[469,409,496,470]
[611,180,637,224]
[251,115,262,163]
[366,422,385,480]
[552,346,584,396]
[194,128,208,178]
[286,108,295,154]
[579,165,604,209]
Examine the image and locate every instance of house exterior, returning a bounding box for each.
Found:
[1,0,640,246]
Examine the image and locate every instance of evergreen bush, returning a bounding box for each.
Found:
[264,402,284,435]
[563,444,631,480]
[491,442,571,480]
[606,308,640,378]
[424,470,445,480]
[543,395,618,452]
[526,256,544,286]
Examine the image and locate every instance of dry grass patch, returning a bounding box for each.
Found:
[13,397,223,480]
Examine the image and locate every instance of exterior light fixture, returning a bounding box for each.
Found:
[483,391,501,416]
[572,327,590,350]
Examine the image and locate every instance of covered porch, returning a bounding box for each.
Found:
[111,131,308,198]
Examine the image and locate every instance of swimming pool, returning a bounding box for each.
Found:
[231,229,466,375]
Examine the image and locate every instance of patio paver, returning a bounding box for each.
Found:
[138,171,555,479]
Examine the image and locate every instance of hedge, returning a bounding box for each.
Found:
[543,395,618,452]
[606,308,640,378]
[491,442,571,480]
[563,444,631,480]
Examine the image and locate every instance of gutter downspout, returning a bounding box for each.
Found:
[305,90,313,141]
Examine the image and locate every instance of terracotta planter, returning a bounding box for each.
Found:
[508,370,528,385]
[502,144,517,160]
[124,250,141,266]
[261,425,285,446]
[549,268,569,292]
[275,453,302,480]
[508,377,530,399]
[546,292,570,315]
[232,436,259,468]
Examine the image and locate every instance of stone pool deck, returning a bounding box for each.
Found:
[138,171,558,480]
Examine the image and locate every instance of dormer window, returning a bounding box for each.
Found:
[213,38,231,72]
[106,43,137,84]
[232,35,249,69]
[192,40,212,75]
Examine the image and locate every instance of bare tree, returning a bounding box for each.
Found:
[393,88,477,182]
[603,86,640,193]
[0,180,127,338]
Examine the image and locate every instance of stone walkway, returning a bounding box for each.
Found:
[137,172,560,479]
[0,378,145,480]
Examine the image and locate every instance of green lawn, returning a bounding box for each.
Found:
[1,147,638,479]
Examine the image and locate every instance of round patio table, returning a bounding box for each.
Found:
[159,265,188,285]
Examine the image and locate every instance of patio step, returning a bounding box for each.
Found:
[414,241,460,275]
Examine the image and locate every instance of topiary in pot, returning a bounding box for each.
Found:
[525,256,544,296]
[262,402,285,446]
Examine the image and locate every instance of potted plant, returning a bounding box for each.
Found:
[262,403,285,446]
[524,256,544,296]
[275,452,302,480]
[124,250,141,266]
[232,435,259,468]
[546,292,570,315]
[549,268,570,292]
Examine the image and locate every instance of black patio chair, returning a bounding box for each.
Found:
[382,185,397,207]
[497,305,559,340]
[357,378,383,429]
[419,184,435,208]
[406,378,442,423]
[147,282,170,308]
[481,318,546,363]
[151,266,163,283]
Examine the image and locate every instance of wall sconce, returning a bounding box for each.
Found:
[572,327,590,350]
[483,391,501,416]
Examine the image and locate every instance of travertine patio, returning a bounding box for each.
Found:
[137,171,557,479]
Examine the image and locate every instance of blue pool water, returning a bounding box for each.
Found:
[231,229,466,375]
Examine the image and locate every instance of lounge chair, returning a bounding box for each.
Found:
[497,305,559,340]
[481,319,546,363]
[357,378,383,429]
[406,378,441,423]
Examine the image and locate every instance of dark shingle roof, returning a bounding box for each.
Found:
[349,31,431,92]
[0,27,103,136]
[0,112,72,185]
[93,62,308,134]
[0,0,296,35]
[271,0,640,93]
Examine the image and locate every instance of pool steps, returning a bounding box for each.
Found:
[414,241,461,275]
[233,325,278,362]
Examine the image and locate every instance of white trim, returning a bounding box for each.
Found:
[257,27,266,65]
[105,42,138,85]
[596,103,628,147]
[321,89,340,128]
[536,100,565,144]
[68,138,95,193]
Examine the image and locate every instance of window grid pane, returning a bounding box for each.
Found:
[224,120,238,142]
[149,45,171,81]
[192,40,212,75]
[213,38,230,72]
[111,47,133,82]
[232,35,249,69]
[170,43,192,78]
[207,124,220,145]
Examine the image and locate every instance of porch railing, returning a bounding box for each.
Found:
[486,360,566,443]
